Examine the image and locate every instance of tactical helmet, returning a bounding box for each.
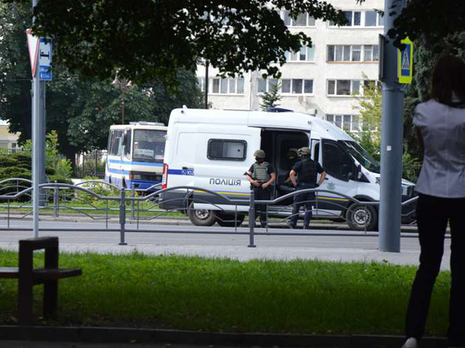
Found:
[298,147,311,156]
[287,149,298,158]
[253,149,266,158]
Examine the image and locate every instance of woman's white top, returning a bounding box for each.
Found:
[413,99,465,198]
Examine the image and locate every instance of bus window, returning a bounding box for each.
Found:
[133,129,165,162]
[109,130,123,156]
[124,130,131,157]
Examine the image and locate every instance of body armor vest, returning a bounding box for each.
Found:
[252,162,271,183]
[298,159,318,185]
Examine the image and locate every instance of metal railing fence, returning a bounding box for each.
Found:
[0,178,418,247]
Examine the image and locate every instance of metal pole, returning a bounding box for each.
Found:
[39,79,46,206]
[53,185,59,217]
[121,84,125,125]
[32,0,40,238]
[119,188,127,245]
[131,187,135,220]
[7,200,10,229]
[204,61,209,109]
[379,0,406,252]
[248,189,256,248]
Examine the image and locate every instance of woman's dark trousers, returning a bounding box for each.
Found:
[405,194,465,347]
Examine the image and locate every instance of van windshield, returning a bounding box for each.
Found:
[133,130,166,163]
[339,140,380,173]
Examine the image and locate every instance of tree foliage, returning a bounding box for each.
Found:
[2,0,347,85]
[351,78,422,182]
[0,2,203,164]
[387,0,465,50]
[350,80,382,161]
[260,82,282,111]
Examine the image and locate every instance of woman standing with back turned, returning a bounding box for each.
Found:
[402,54,465,348]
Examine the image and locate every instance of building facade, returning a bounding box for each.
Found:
[0,120,19,152]
[197,0,384,132]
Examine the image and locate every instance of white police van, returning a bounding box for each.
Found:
[159,107,415,229]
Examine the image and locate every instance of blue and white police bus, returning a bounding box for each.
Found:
[105,122,167,191]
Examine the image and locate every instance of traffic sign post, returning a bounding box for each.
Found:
[398,37,413,84]
[39,38,52,81]
[379,0,406,253]
[26,29,40,77]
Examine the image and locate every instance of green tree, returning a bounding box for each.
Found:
[0,2,204,167]
[3,0,347,85]
[352,78,421,181]
[260,82,282,111]
[0,2,33,140]
[352,78,382,143]
[386,0,465,49]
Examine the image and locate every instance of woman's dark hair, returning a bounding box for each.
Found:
[430,54,465,106]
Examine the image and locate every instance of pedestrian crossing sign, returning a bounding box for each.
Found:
[398,37,413,84]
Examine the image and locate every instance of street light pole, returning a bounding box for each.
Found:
[112,75,130,124]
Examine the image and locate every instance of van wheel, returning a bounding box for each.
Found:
[188,202,216,226]
[216,213,245,227]
[347,204,378,231]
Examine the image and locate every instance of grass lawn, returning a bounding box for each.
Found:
[0,250,450,336]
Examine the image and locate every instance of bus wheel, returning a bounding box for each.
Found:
[188,202,216,226]
[347,204,378,231]
[216,213,245,227]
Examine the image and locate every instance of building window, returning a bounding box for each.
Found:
[326,114,361,132]
[282,79,314,94]
[327,45,379,62]
[282,10,316,27]
[342,11,362,27]
[197,77,205,92]
[330,10,383,27]
[286,45,316,62]
[365,11,384,26]
[209,77,244,94]
[207,139,247,161]
[257,78,279,94]
[327,80,361,96]
[363,45,379,61]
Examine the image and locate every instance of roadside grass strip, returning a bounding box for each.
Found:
[0,250,449,336]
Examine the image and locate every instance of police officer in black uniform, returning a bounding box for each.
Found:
[288,147,326,229]
[247,149,276,228]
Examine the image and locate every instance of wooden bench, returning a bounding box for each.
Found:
[0,236,82,324]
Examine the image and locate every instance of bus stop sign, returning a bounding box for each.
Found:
[398,37,413,84]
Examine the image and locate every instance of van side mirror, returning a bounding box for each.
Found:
[122,132,128,146]
[357,165,362,180]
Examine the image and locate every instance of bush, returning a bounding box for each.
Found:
[74,177,119,204]
[75,159,106,179]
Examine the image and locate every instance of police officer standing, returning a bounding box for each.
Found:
[247,150,276,228]
[289,147,326,229]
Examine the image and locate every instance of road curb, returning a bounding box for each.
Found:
[0,325,446,347]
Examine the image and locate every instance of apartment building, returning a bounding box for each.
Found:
[196,0,384,132]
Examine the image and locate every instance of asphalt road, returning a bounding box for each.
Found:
[0,216,452,270]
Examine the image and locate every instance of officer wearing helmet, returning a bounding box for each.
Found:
[278,149,300,194]
[284,149,299,184]
[246,149,276,228]
[288,146,326,229]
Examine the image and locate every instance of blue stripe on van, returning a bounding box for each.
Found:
[108,159,163,167]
